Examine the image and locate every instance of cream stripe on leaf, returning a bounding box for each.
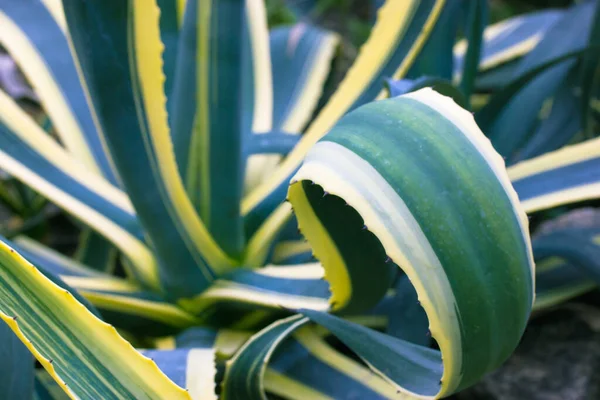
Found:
[226,321,404,400]
[533,257,595,311]
[483,2,593,161]
[1,0,121,281]
[170,0,272,257]
[242,23,339,236]
[271,240,314,265]
[155,0,180,111]
[141,348,218,400]
[184,0,247,257]
[63,0,234,299]
[0,239,191,400]
[263,369,334,400]
[533,227,600,287]
[509,71,581,164]
[403,0,464,82]
[242,0,446,237]
[242,22,339,201]
[239,0,275,194]
[283,89,534,398]
[0,0,118,183]
[508,138,600,213]
[269,24,339,134]
[476,2,594,134]
[9,236,199,336]
[178,266,331,320]
[0,92,157,288]
[458,9,563,93]
[455,0,487,99]
[454,8,562,75]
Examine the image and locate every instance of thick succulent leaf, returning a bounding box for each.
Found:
[245,132,302,156]
[74,229,118,273]
[473,59,519,92]
[243,202,294,268]
[226,318,402,400]
[534,257,595,311]
[0,239,190,400]
[511,73,581,163]
[171,0,264,257]
[11,236,199,336]
[0,91,157,288]
[533,227,600,286]
[379,275,429,346]
[454,0,487,98]
[269,24,339,134]
[7,237,100,317]
[242,0,448,233]
[477,2,595,131]
[179,264,330,321]
[508,138,600,213]
[484,2,594,160]
[243,23,339,200]
[406,0,464,80]
[454,8,562,75]
[387,77,468,109]
[141,348,217,400]
[221,315,308,399]
[579,0,600,136]
[63,0,234,298]
[284,89,534,397]
[0,321,34,399]
[156,0,180,110]
[35,369,70,400]
[487,62,575,160]
[0,0,118,183]
[271,240,313,265]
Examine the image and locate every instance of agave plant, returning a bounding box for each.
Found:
[0,0,598,399]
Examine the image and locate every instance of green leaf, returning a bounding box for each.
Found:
[0,321,34,399]
[579,0,600,136]
[286,89,534,396]
[534,257,595,311]
[0,238,190,399]
[454,8,562,75]
[455,0,487,99]
[243,22,338,212]
[386,76,469,110]
[0,91,158,289]
[172,0,255,258]
[483,1,595,160]
[74,229,118,273]
[0,0,118,183]
[512,71,581,163]
[224,316,401,400]
[63,0,234,299]
[34,369,70,400]
[246,132,301,156]
[179,263,330,321]
[156,0,180,111]
[10,236,199,336]
[488,63,575,160]
[508,138,600,213]
[534,227,600,286]
[407,0,464,80]
[477,2,596,132]
[242,0,448,236]
[141,348,217,400]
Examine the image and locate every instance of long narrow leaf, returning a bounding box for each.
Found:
[63,0,234,298]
